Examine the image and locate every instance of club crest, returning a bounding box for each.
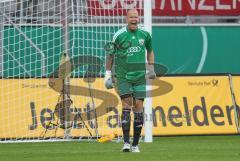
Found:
[139,39,144,45]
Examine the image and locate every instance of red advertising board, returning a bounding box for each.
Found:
[87,0,240,16]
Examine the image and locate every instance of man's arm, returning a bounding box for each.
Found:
[147,50,154,65]
[106,54,114,70]
[104,54,114,89]
[146,50,156,79]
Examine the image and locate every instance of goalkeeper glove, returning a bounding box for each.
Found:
[146,64,156,79]
[104,70,114,89]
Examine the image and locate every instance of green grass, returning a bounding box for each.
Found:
[0,136,240,161]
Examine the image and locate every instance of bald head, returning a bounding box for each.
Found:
[126,9,139,31]
[127,9,138,16]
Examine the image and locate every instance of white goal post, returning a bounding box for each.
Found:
[0,0,153,143]
[144,0,153,143]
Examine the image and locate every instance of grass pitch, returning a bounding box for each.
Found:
[0,135,240,161]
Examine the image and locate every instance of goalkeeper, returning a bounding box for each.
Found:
[104,9,156,153]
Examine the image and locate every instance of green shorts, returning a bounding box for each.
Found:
[115,78,146,99]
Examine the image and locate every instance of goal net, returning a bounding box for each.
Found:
[0,0,144,142]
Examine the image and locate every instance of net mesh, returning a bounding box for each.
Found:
[0,0,144,142]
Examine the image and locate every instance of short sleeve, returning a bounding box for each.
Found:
[145,31,152,52]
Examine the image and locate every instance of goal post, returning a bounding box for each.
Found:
[0,0,152,143]
[144,0,153,143]
[0,10,3,77]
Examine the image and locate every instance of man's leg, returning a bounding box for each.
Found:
[115,79,133,152]
[121,95,133,152]
[131,80,145,152]
[132,98,144,149]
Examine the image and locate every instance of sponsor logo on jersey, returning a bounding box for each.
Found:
[127,46,142,54]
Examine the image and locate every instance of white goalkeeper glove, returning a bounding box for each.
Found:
[146,64,156,79]
[104,70,114,89]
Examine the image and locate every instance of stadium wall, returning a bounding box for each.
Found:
[2,25,240,77]
[153,25,240,74]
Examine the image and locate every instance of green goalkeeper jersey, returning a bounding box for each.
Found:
[112,26,153,82]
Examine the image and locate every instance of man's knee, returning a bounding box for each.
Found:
[121,94,133,108]
[133,98,144,112]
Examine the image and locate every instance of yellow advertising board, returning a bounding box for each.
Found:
[0,75,239,139]
[151,76,238,135]
[232,76,240,106]
[232,76,240,132]
[0,78,122,139]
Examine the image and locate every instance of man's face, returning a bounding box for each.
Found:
[126,9,139,31]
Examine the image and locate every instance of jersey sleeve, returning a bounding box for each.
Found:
[111,27,126,55]
[145,31,153,52]
[112,33,118,43]
[107,31,119,56]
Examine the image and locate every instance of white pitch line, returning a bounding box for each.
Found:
[196,27,208,73]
